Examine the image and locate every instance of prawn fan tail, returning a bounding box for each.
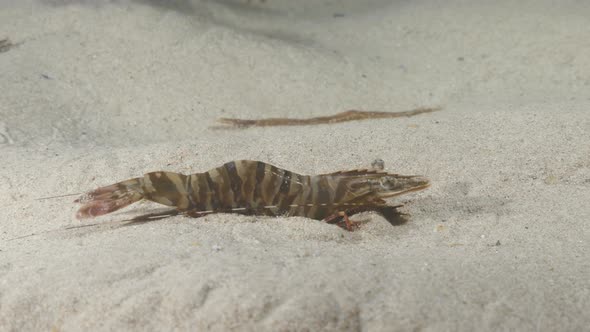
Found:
[75,178,145,219]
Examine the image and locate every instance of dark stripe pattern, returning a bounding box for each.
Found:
[126,160,429,220]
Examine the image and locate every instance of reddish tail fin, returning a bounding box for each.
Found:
[75,178,144,219]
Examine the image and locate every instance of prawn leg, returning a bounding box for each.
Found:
[324,211,361,231]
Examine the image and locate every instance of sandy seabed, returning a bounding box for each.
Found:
[1,0,589,331]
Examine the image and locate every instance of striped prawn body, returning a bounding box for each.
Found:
[76,160,430,230]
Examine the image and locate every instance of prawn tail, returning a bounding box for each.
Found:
[74,178,145,219]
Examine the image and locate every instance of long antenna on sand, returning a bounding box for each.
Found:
[35,193,82,201]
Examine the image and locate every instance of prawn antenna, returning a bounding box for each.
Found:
[35,192,82,201]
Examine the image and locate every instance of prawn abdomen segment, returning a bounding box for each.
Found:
[142,171,192,209]
[198,160,310,215]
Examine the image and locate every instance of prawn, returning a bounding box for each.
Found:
[75,160,430,231]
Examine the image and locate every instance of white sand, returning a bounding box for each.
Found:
[1,0,589,330]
